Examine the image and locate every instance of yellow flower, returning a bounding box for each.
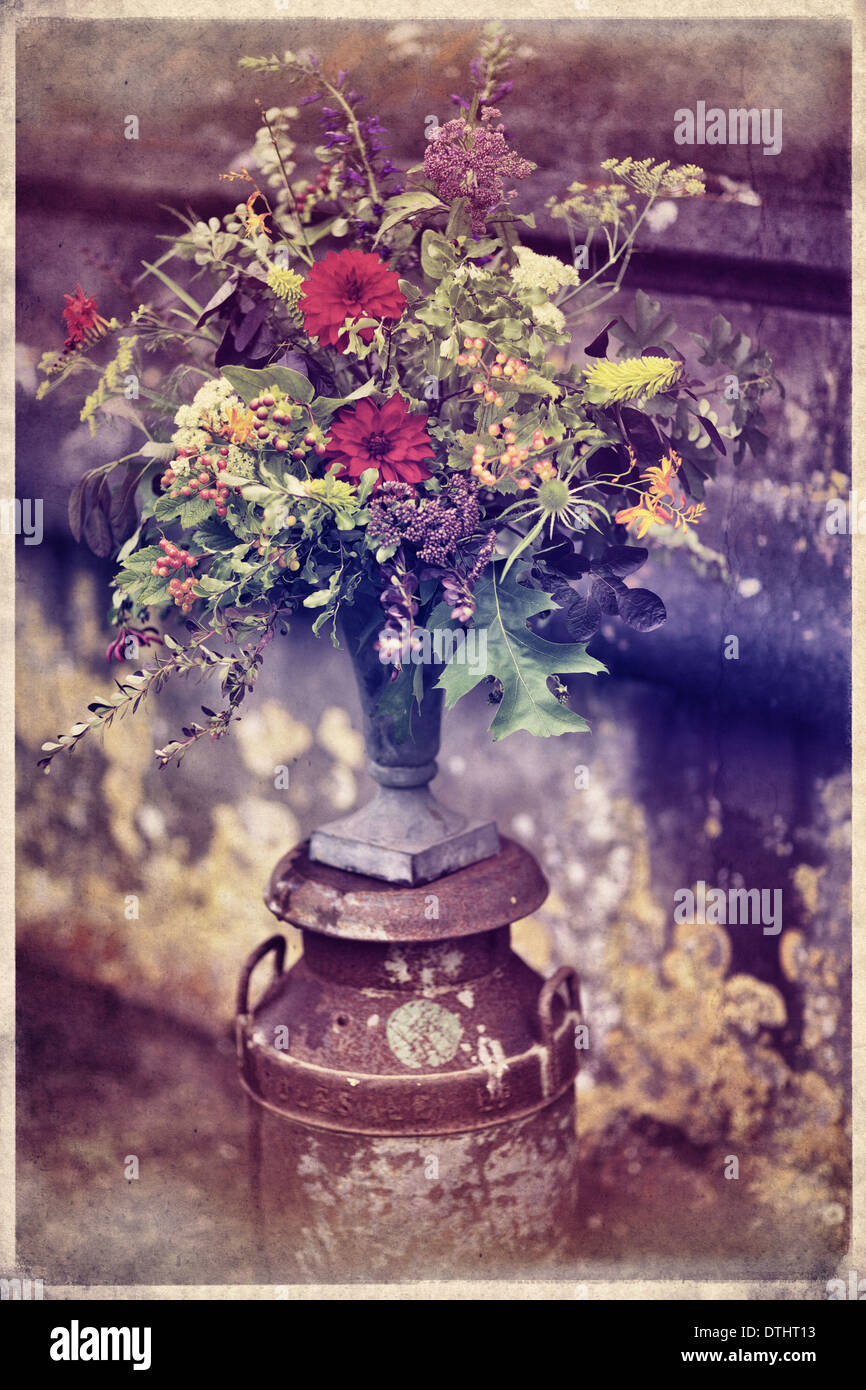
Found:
[221,405,256,445]
[615,499,670,539]
[267,265,304,308]
[641,452,679,502]
[616,448,706,537]
[243,192,272,241]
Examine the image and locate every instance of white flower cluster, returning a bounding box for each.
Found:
[170,429,211,469]
[510,246,580,296]
[530,301,567,334]
[172,376,237,432]
[453,263,490,284]
[224,443,256,480]
[171,378,244,473]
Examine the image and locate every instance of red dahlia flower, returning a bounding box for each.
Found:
[327,395,435,485]
[300,249,406,352]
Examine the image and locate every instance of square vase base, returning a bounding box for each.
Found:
[309,798,501,886]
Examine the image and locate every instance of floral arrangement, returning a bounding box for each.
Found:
[36,26,779,770]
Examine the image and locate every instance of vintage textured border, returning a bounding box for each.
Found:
[0,0,861,1303]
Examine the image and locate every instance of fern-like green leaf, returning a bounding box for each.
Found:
[582,355,682,404]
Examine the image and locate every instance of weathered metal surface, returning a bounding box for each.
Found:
[241,836,582,1273]
[309,786,500,885]
[266,835,548,941]
[237,944,581,1135]
[251,1090,580,1280]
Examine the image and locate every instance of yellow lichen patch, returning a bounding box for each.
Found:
[662,919,732,988]
[779,929,846,1062]
[316,706,364,768]
[127,797,304,1028]
[16,580,307,1029]
[15,593,99,749]
[69,571,106,660]
[101,701,155,861]
[234,700,313,778]
[746,1157,845,1228]
[722,974,786,1037]
[609,800,667,950]
[511,915,552,972]
[779,929,810,983]
[793,863,826,917]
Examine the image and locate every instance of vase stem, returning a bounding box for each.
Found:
[307,590,500,884]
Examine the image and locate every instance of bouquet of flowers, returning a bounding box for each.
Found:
[37,25,779,770]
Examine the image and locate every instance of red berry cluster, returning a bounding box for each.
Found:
[295,163,334,218]
[458,337,530,402]
[248,391,328,462]
[152,538,198,613]
[160,448,239,519]
[471,422,556,489]
[248,393,296,453]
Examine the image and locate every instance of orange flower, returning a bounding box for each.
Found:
[243,192,273,241]
[616,448,706,538]
[615,499,670,539]
[220,405,256,445]
[641,452,679,502]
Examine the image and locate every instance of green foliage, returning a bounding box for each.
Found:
[221,364,314,404]
[583,355,682,404]
[435,566,606,740]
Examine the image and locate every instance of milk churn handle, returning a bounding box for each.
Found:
[537,965,582,1046]
[236,934,286,1017]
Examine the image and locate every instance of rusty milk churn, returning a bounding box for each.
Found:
[235,595,583,1280]
[236,837,583,1281]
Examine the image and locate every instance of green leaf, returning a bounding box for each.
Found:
[398,278,422,304]
[445,197,473,240]
[155,495,212,528]
[420,230,455,281]
[458,320,490,341]
[613,291,678,355]
[221,364,314,404]
[195,575,235,596]
[310,376,378,423]
[375,664,418,744]
[139,261,206,317]
[709,313,734,356]
[500,516,545,580]
[374,191,445,245]
[120,544,163,573]
[516,372,561,399]
[435,566,607,740]
[356,468,379,504]
[239,484,276,505]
